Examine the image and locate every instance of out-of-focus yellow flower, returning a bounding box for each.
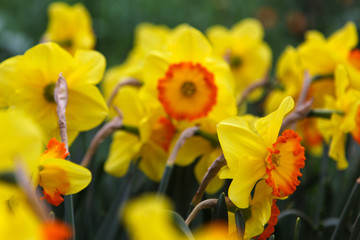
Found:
[317,65,360,169]
[206,19,272,99]
[0,110,43,173]
[140,24,236,126]
[0,182,71,240]
[0,42,108,145]
[123,194,233,240]
[217,97,306,208]
[298,21,357,77]
[33,138,91,206]
[42,2,95,54]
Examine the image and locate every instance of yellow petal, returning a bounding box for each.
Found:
[228,164,266,208]
[167,24,212,63]
[218,116,267,170]
[104,131,142,177]
[255,96,294,147]
[334,64,349,99]
[67,84,108,131]
[67,50,106,85]
[244,180,273,240]
[232,18,264,40]
[174,136,213,166]
[328,22,358,58]
[38,157,92,195]
[139,143,168,182]
[329,132,348,169]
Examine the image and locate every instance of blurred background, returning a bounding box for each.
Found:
[1,0,360,67]
[1,0,360,239]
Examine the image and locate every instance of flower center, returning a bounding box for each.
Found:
[181,81,196,97]
[348,49,360,70]
[43,83,56,103]
[265,129,306,198]
[150,117,176,152]
[230,56,242,69]
[157,62,217,121]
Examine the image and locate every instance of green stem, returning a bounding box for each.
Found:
[331,178,360,240]
[311,74,334,82]
[194,130,219,147]
[64,155,76,240]
[307,109,344,119]
[349,212,360,240]
[157,164,174,194]
[121,124,140,136]
[293,217,301,240]
[65,195,75,240]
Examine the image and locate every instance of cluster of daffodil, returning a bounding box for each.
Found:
[0,2,359,240]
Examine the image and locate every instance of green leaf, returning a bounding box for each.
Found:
[293,217,301,240]
[171,211,195,240]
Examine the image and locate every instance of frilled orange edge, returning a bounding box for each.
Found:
[265,130,306,198]
[157,62,217,121]
[351,105,360,144]
[40,189,64,207]
[41,138,69,160]
[257,200,280,240]
[39,138,69,206]
[41,220,72,240]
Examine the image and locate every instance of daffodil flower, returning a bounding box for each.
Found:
[42,2,95,54]
[228,180,279,240]
[140,24,237,125]
[33,138,91,206]
[206,19,272,99]
[0,42,108,145]
[217,96,306,208]
[317,65,360,169]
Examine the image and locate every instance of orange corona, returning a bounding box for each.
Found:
[265,130,306,197]
[149,117,176,152]
[349,49,360,70]
[157,62,217,121]
[257,199,280,240]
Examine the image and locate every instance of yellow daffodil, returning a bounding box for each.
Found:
[0,42,108,145]
[123,194,233,240]
[0,109,43,173]
[42,2,95,54]
[298,21,357,77]
[206,19,272,99]
[317,65,360,169]
[228,180,279,240]
[0,182,71,239]
[33,138,91,206]
[217,96,306,208]
[140,24,236,125]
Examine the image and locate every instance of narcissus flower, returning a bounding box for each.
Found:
[218,96,306,208]
[33,138,92,206]
[123,194,233,240]
[0,182,71,240]
[228,180,279,240]
[0,109,43,173]
[0,42,108,145]
[42,2,95,54]
[140,24,236,125]
[206,19,272,99]
[317,65,360,169]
